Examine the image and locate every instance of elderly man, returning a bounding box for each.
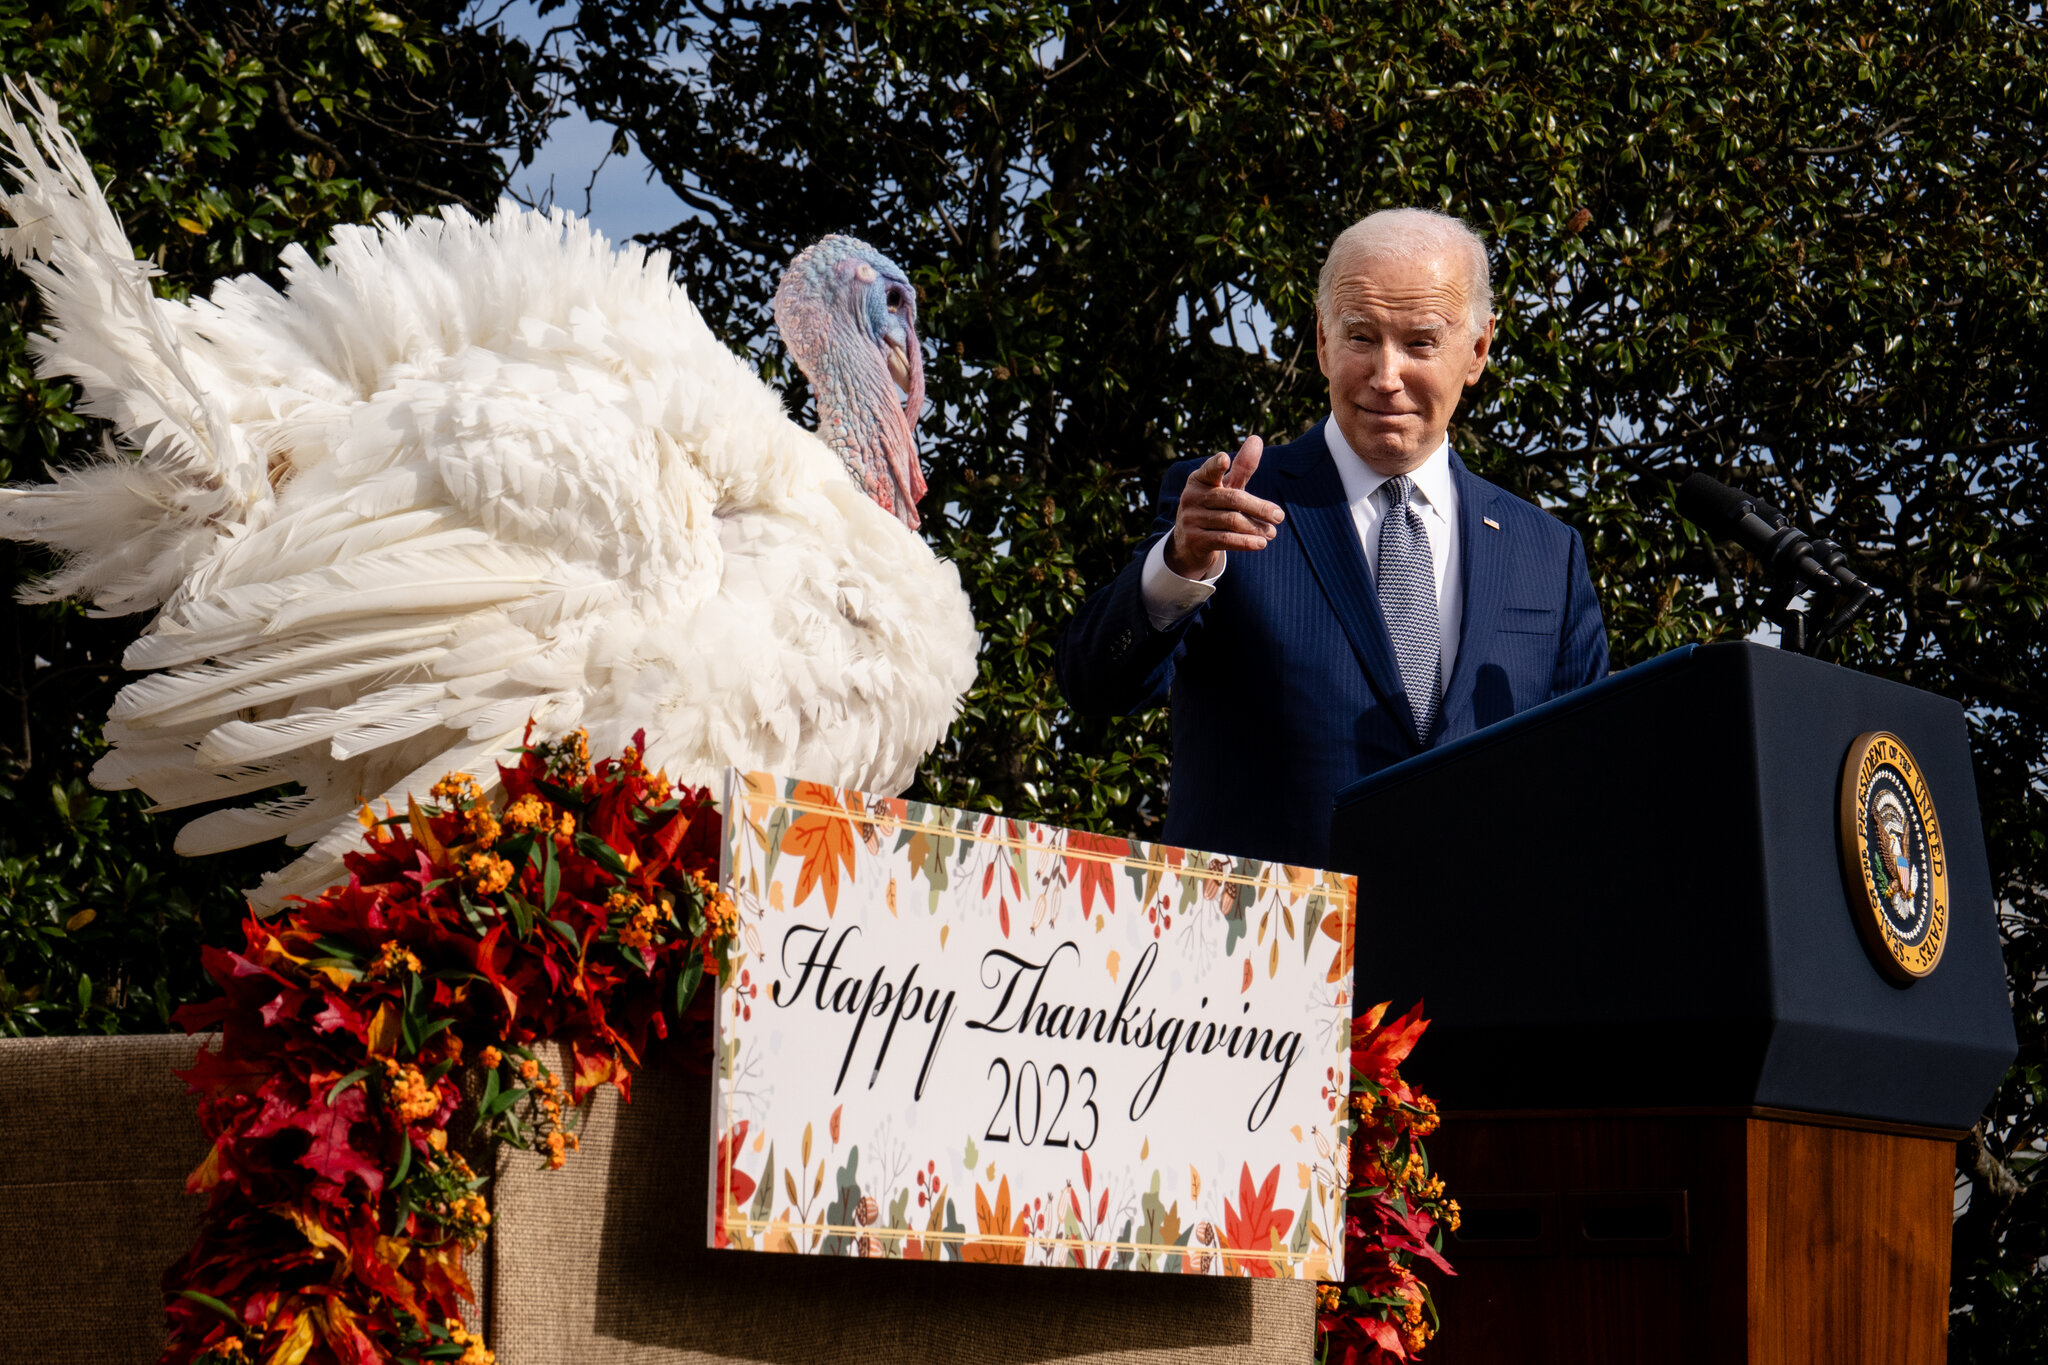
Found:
[1054,208,1608,869]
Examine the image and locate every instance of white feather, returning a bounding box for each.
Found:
[0,77,980,909]
[194,683,446,768]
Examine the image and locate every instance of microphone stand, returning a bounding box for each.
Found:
[1761,580,1809,655]
[1667,471,1880,658]
[1755,534,1875,657]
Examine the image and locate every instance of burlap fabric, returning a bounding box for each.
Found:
[488,1043,1315,1364]
[0,1033,209,1365]
[0,1033,487,1364]
[0,1033,1312,1363]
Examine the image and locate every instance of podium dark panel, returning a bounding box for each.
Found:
[1332,642,2014,1131]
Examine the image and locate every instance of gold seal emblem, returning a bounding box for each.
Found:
[1837,732,1949,982]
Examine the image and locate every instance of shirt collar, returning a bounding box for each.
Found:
[1323,416,1455,514]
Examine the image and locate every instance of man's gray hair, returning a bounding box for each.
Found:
[1317,208,1493,333]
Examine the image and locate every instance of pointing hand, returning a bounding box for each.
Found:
[1164,434,1284,580]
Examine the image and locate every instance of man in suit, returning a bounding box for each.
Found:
[1055,208,1608,869]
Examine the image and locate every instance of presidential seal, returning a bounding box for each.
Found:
[1837,731,1949,982]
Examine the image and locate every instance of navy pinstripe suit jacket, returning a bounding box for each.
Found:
[1054,420,1609,869]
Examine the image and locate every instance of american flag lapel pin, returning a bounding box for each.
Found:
[1483,516,1501,530]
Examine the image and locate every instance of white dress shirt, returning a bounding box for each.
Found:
[1139,419,1464,682]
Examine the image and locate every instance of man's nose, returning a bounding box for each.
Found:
[1368,344,1404,389]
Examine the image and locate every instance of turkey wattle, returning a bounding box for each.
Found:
[0,78,979,909]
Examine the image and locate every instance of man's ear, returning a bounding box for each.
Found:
[1464,316,1496,386]
[1314,311,1333,380]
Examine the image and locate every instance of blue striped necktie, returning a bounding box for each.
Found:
[1378,474,1441,742]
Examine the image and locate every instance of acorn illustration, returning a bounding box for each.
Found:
[1185,1220,1221,1273]
[855,1196,880,1226]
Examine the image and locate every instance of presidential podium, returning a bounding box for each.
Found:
[1332,642,2016,1365]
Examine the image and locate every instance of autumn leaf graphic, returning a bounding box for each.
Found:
[713,1120,756,1249]
[1221,1163,1294,1278]
[780,782,858,915]
[1063,831,1124,915]
[1318,877,1356,984]
[962,1175,1028,1265]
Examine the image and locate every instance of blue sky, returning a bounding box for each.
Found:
[495,1,688,246]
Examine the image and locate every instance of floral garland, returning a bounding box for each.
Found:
[1320,1001,1460,1362]
[157,725,1450,1364]
[164,729,731,1365]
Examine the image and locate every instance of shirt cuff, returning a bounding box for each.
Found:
[1139,536,1224,631]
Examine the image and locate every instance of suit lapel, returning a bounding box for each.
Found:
[1277,425,1422,745]
[1442,453,1506,723]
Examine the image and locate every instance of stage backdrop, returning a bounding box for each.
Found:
[712,769,1356,1279]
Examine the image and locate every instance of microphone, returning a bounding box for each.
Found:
[1673,471,1877,645]
[1675,473,1867,598]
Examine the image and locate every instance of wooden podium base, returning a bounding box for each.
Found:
[1422,1109,1959,1365]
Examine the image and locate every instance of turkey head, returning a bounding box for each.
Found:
[773,235,928,529]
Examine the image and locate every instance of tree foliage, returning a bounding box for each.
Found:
[0,0,556,1036]
[560,0,2048,1350]
[0,0,2044,1351]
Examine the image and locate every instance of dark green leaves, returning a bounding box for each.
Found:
[0,0,558,1041]
[562,2,2048,1344]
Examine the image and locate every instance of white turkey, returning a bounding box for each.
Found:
[0,78,979,908]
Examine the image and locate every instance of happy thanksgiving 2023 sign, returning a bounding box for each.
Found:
[711,770,1356,1278]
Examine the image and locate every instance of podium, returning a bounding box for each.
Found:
[1330,642,2015,1364]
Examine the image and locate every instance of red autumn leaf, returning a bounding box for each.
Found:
[1081,1149,1092,1190]
[1360,1318,1408,1359]
[258,986,310,1029]
[289,1084,382,1199]
[1373,1196,1453,1274]
[311,992,368,1038]
[1062,831,1123,914]
[1221,1163,1294,1278]
[999,900,1010,938]
[712,1121,755,1249]
[177,1044,277,1099]
[640,806,693,877]
[319,1300,382,1365]
[781,782,858,915]
[829,1104,842,1144]
[1353,1001,1431,1081]
[571,1038,616,1102]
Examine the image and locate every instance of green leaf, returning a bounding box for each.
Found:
[178,1290,243,1325]
[674,951,704,1016]
[327,1067,372,1105]
[574,830,631,878]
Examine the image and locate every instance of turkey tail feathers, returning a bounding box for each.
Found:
[0,88,982,914]
[0,76,265,614]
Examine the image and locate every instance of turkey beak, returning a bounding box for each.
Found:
[886,337,914,399]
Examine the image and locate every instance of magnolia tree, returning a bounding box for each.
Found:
[0,0,558,1037]
[559,0,2048,1353]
